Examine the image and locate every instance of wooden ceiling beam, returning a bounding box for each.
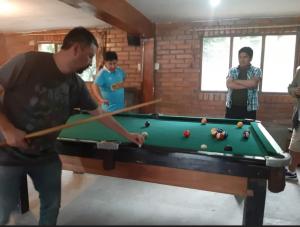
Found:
[60,0,155,38]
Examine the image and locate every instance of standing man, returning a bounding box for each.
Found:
[91,51,126,112]
[225,47,262,119]
[285,66,300,181]
[0,27,144,225]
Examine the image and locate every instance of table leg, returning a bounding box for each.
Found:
[19,175,29,214]
[243,178,266,226]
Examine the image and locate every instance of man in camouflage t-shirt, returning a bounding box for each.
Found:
[0,27,144,225]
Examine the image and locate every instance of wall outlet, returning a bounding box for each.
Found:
[155,63,160,70]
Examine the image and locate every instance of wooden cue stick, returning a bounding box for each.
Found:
[0,99,161,147]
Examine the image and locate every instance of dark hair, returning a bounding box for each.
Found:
[239,47,253,59]
[61,27,98,50]
[104,51,118,61]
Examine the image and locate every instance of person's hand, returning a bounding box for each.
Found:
[3,127,28,149]
[98,99,109,105]
[127,133,145,147]
[103,99,109,105]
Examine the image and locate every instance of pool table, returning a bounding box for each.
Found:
[20,112,290,226]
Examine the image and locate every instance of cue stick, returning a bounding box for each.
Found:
[0,99,162,147]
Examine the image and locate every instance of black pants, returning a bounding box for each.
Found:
[225,106,256,120]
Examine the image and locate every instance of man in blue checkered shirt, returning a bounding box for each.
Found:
[225,47,262,120]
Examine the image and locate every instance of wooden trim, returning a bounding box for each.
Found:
[60,0,155,38]
[60,155,249,197]
[141,38,155,113]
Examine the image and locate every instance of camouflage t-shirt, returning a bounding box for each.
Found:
[0,51,98,165]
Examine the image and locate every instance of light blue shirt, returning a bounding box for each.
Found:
[94,66,126,112]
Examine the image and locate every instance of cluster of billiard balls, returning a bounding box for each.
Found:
[211,128,228,140]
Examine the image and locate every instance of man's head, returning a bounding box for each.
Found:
[104,51,118,72]
[238,47,253,68]
[61,27,98,74]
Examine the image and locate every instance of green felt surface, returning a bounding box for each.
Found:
[59,113,279,157]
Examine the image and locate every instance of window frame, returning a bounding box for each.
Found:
[200,32,298,94]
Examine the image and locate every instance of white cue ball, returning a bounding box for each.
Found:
[141,131,149,139]
[200,144,207,150]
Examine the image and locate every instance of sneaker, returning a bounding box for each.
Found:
[285,168,298,182]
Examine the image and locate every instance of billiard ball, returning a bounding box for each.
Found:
[224,145,233,151]
[217,128,224,133]
[141,131,149,139]
[237,121,244,128]
[183,130,191,138]
[144,121,150,127]
[211,128,217,137]
[201,117,207,124]
[243,130,250,139]
[216,132,224,140]
[223,131,228,138]
[200,144,207,150]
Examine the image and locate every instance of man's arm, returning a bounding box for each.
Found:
[0,54,28,149]
[88,107,144,146]
[0,86,28,149]
[226,78,248,89]
[91,83,108,104]
[233,77,260,89]
[288,67,300,97]
[0,112,28,149]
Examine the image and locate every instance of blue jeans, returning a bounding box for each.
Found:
[0,159,62,225]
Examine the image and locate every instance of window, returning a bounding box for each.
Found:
[201,34,296,93]
[262,35,296,92]
[37,43,96,82]
[201,37,230,91]
[232,36,262,68]
[38,43,61,53]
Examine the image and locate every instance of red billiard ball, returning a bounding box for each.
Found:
[216,132,224,140]
[183,130,191,138]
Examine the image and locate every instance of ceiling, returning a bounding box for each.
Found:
[0,0,108,33]
[1,0,300,33]
[127,0,300,23]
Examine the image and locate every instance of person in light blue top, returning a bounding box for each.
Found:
[91,51,126,112]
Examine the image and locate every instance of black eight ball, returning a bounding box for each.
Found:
[145,121,150,127]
